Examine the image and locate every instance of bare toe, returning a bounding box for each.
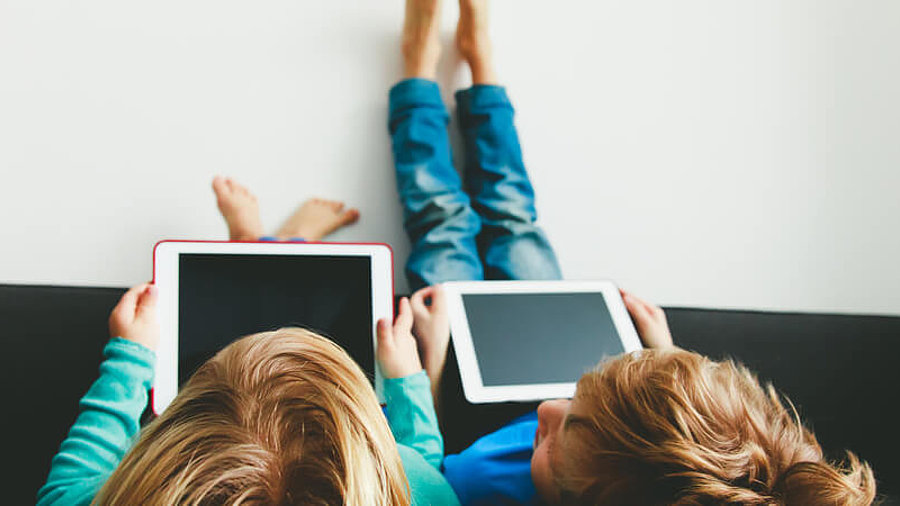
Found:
[343,208,361,224]
[212,176,263,241]
[212,175,229,197]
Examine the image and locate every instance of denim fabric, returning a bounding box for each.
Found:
[389,79,562,290]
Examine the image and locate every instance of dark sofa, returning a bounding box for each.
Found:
[3,284,896,505]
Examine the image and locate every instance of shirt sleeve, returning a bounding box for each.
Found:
[382,370,444,470]
[37,338,156,506]
[442,412,540,506]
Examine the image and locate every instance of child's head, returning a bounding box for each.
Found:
[531,348,876,505]
[96,328,410,505]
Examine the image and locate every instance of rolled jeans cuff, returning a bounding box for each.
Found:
[455,84,512,117]
[389,78,445,117]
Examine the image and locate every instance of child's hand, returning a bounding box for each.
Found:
[109,283,160,351]
[377,297,424,379]
[621,289,674,349]
[409,285,450,384]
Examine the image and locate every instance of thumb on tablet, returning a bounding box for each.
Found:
[135,284,158,318]
[410,287,428,315]
[411,284,445,314]
[109,283,146,329]
[394,297,413,336]
[376,318,393,346]
[109,283,160,351]
[621,290,674,349]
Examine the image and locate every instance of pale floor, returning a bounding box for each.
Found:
[1,0,898,315]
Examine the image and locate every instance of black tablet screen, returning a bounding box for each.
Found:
[461,292,625,386]
[178,253,372,385]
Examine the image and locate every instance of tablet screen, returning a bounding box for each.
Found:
[178,253,373,385]
[462,292,624,386]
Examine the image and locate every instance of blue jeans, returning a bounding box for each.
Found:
[389,79,562,290]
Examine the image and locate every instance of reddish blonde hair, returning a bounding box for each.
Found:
[559,349,876,505]
[95,328,410,505]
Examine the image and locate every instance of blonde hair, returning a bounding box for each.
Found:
[95,328,410,505]
[559,349,876,505]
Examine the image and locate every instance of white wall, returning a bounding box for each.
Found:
[1,0,898,315]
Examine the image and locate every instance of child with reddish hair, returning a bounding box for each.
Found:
[393,0,877,503]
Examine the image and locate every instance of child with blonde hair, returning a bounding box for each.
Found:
[39,279,459,504]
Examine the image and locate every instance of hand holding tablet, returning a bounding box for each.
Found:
[153,239,646,412]
[620,289,674,349]
[375,297,423,379]
[108,283,159,351]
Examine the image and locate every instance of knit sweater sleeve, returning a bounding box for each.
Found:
[37,338,155,506]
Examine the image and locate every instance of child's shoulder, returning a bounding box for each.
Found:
[397,444,461,506]
[440,413,539,505]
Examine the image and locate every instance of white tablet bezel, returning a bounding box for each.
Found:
[442,280,642,404]
[152,240,394,414]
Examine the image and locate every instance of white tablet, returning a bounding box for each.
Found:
[443,280,642,404]
[152,240,393,414]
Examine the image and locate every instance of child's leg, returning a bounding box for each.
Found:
[454,0,562,281]
[392,0,483,289]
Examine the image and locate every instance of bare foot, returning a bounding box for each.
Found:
[457,0,497,85]
[212,176,264,241]
[275,199,360,242]
[402,0,443,79]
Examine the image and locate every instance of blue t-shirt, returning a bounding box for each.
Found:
[442,412,539,506]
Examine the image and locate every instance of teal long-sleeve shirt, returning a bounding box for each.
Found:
[38,338,459,506]
[385,371,461,505]
[37,338,154,506]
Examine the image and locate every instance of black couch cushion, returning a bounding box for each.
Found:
[3,284,896,504]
